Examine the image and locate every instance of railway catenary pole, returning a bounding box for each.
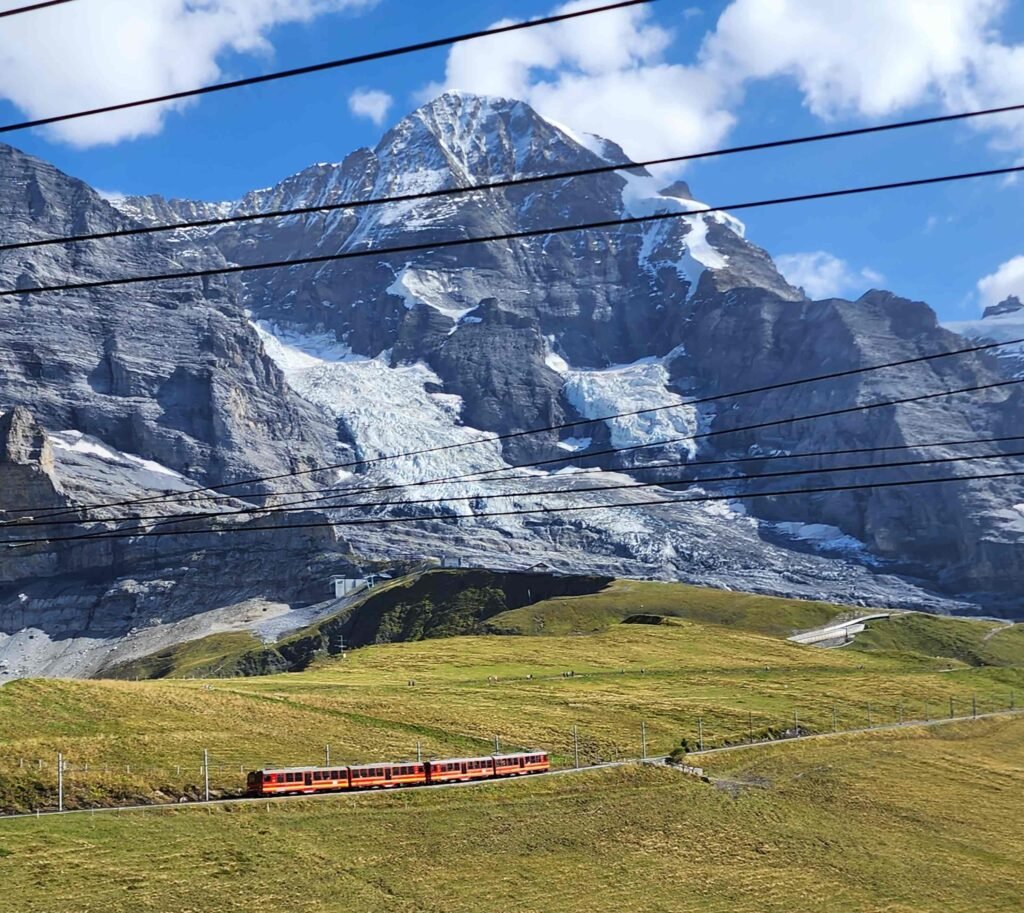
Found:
[203,749,210,803]
[698,717,704,752]
[573,726,580,770]
[325,745,330,767]
[641,721,647,761]
[57,753,63,813]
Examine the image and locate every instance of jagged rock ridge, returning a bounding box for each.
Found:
[2,92,1024,679]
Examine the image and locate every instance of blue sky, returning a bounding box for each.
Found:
[1,0,1023,322]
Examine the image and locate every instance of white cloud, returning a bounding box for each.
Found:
[700,0,1024,153]
[95,188,127,203]
[0,0,375,147]
[348,88,393,126]
[775,251,884,299]
[421,0,1024,176]
[977,256,1024,308]
[425,1,736,170]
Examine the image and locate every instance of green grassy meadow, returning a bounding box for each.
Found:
[1,609,1021,814]
[0,717,1021,913]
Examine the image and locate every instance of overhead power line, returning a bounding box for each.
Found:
[71,448,1024,544]
[0,0,654,137]
[12,431,1024,530]
[4,163,1022,299]
[6,100,1024,254]
[9,376,1023,541]
[13,334,1024,521]
[10,467,1024,547]
[0,0,77,18]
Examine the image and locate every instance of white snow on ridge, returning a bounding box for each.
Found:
[387,266,478,322]
[563,356,701,458]
[544,337,570,375]
[253,320,362,369]
[618,171,737,298]
[253,321,507,484]
[50,431,191,485]
[557,437,592,452]
[772,520,875,561]
[945,311,1024,368]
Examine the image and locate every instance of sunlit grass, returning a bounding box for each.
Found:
[0,718,1021,913]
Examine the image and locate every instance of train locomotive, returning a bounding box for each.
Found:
[246,751,550,797]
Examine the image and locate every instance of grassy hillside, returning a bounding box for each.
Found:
[101,573,866,681]
[851,613,1024,666]
[488,578,859,636]
[3,613,1022,814]
[1,718,1021,913]
[101,569,613,680]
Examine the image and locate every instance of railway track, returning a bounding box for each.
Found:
[2,709,1020,823]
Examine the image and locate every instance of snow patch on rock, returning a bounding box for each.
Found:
[387,266,479,322]
[253,320,506,483]
[563,356,701,458]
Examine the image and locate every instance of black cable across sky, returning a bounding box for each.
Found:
[11,468,1024,547]
[0,0,654,137]
[12,431,1024,529]
[138,376,1024,528]
[0,0,77,19]
[74,448,1024,544]
[5,100,1024,254]
[8,377,1023,539]
[4,163,1022,299]
[10,334,1024,521]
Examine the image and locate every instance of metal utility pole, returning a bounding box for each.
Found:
[57,753,64,813]
[866,704,872,728]
[972,694,977,719]
[749,712,754,743]
[950,696,955,719]
[494,735,500,754]
[899,702,904,725]
[573,725,580,769]
[416,741,422,763]
[832,706,838,733]
[793,709,799,736]
[325,745,330,767]
[697,717,704,752]
[203,749,210,803]
[641,721,647,761]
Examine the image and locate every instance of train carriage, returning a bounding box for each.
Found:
[245,751,549,798]
[493,752,550,777]
[349,762,428,789]
[426,755,495,784]
[245,766,351,797]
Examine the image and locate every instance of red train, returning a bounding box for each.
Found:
[245,751,550,797]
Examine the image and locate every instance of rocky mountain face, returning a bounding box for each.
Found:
[946,294,1024,377]
[2,92,1024,678]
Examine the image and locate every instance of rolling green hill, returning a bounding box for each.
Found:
[1,718,1021,913]
[100,571,867,681]
[850,613,1024,666]
[3,607,1022,815]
